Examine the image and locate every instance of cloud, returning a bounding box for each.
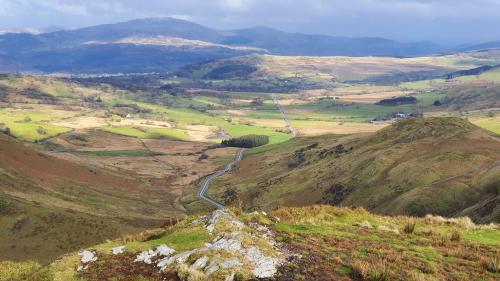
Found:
[216,0,255,12]
[1,0,500,44]
[36,0,89,16]
[169,14,195,21]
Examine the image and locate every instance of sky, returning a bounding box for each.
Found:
[1,0,500,45]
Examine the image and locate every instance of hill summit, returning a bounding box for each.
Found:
[196,117,500,223]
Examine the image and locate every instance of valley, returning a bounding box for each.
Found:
[0,16,499,281]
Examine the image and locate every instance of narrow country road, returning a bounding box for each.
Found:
[197,148,244,209]
[271,94,297,138]
[197,95,296,209]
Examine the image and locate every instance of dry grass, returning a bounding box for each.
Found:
[424,215,476,229]
[176,264,206,281]
[403,222,416,234]
[120,229,166,243]
[450,230,462,242]
[479,255,500,273]
[350,259,390,281]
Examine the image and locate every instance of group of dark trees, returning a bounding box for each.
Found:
[221,134,269,148]
[203,64,257,79]
[377,96,417,106]
[250,97,264,106]
[445,65,500,80]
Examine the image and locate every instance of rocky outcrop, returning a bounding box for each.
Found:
[75,210,284,280]
[146,210,283,280]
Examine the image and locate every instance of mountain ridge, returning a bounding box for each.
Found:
[0,17,456,74]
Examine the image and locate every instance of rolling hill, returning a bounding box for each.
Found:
[0,132,172,263]
[198,117,500,223]
[175,50,500,89]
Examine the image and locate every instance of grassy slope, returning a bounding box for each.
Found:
[0,133,171,264]
[441,83,500,111]
[203,117,500,223]
[177,50,500,85]
[4,206,498,281]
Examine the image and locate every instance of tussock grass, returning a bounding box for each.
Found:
[176,264,206,281]
[350,259,390,281]
[403,222,416,234]
[480,255,500,273]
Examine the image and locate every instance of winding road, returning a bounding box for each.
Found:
[197,148,244,209]
[197,95,296,209]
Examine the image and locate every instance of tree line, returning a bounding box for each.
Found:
[221,134,269,148]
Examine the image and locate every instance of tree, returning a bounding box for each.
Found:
[221,134,269,148]
[36,126,47,135]
[250,97,264,106]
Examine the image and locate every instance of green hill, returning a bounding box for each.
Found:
[0,133,171,264]
[3,206,498,281]
[196,117,500,223]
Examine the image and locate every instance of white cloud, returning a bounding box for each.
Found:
[216,0,255,12]
[37,0,89,16]
[169,14,195,21]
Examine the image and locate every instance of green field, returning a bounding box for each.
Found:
[225,124,291,144]
[0,109,71,141]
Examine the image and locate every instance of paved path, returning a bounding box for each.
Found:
[271,94,297,138]
[197,95,296,209]
[197,148,245,209]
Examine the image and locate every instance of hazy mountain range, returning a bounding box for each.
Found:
[0,17,499,74]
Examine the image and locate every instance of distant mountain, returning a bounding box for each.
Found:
[0,18,257,74]
[0,17,469,74]
[457,41,500,52]
[222,26,441,57]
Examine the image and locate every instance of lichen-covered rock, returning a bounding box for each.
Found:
[220,258,243,269]
[134,210,285,280]
[208,232,243,252]
[155,244,175,256]
[79,250,97,264]
[191,256,209,270]
[78,250,97,271]
[204,261,219,275]
[134,249,155,264]
[111,246,125,255]
[245,247,280,278]
[207,210,245,233]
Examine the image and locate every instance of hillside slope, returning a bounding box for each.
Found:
[5,206,498,281]
[175,50,500,87]
[0,133,171,263]
[200,118,500,223]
